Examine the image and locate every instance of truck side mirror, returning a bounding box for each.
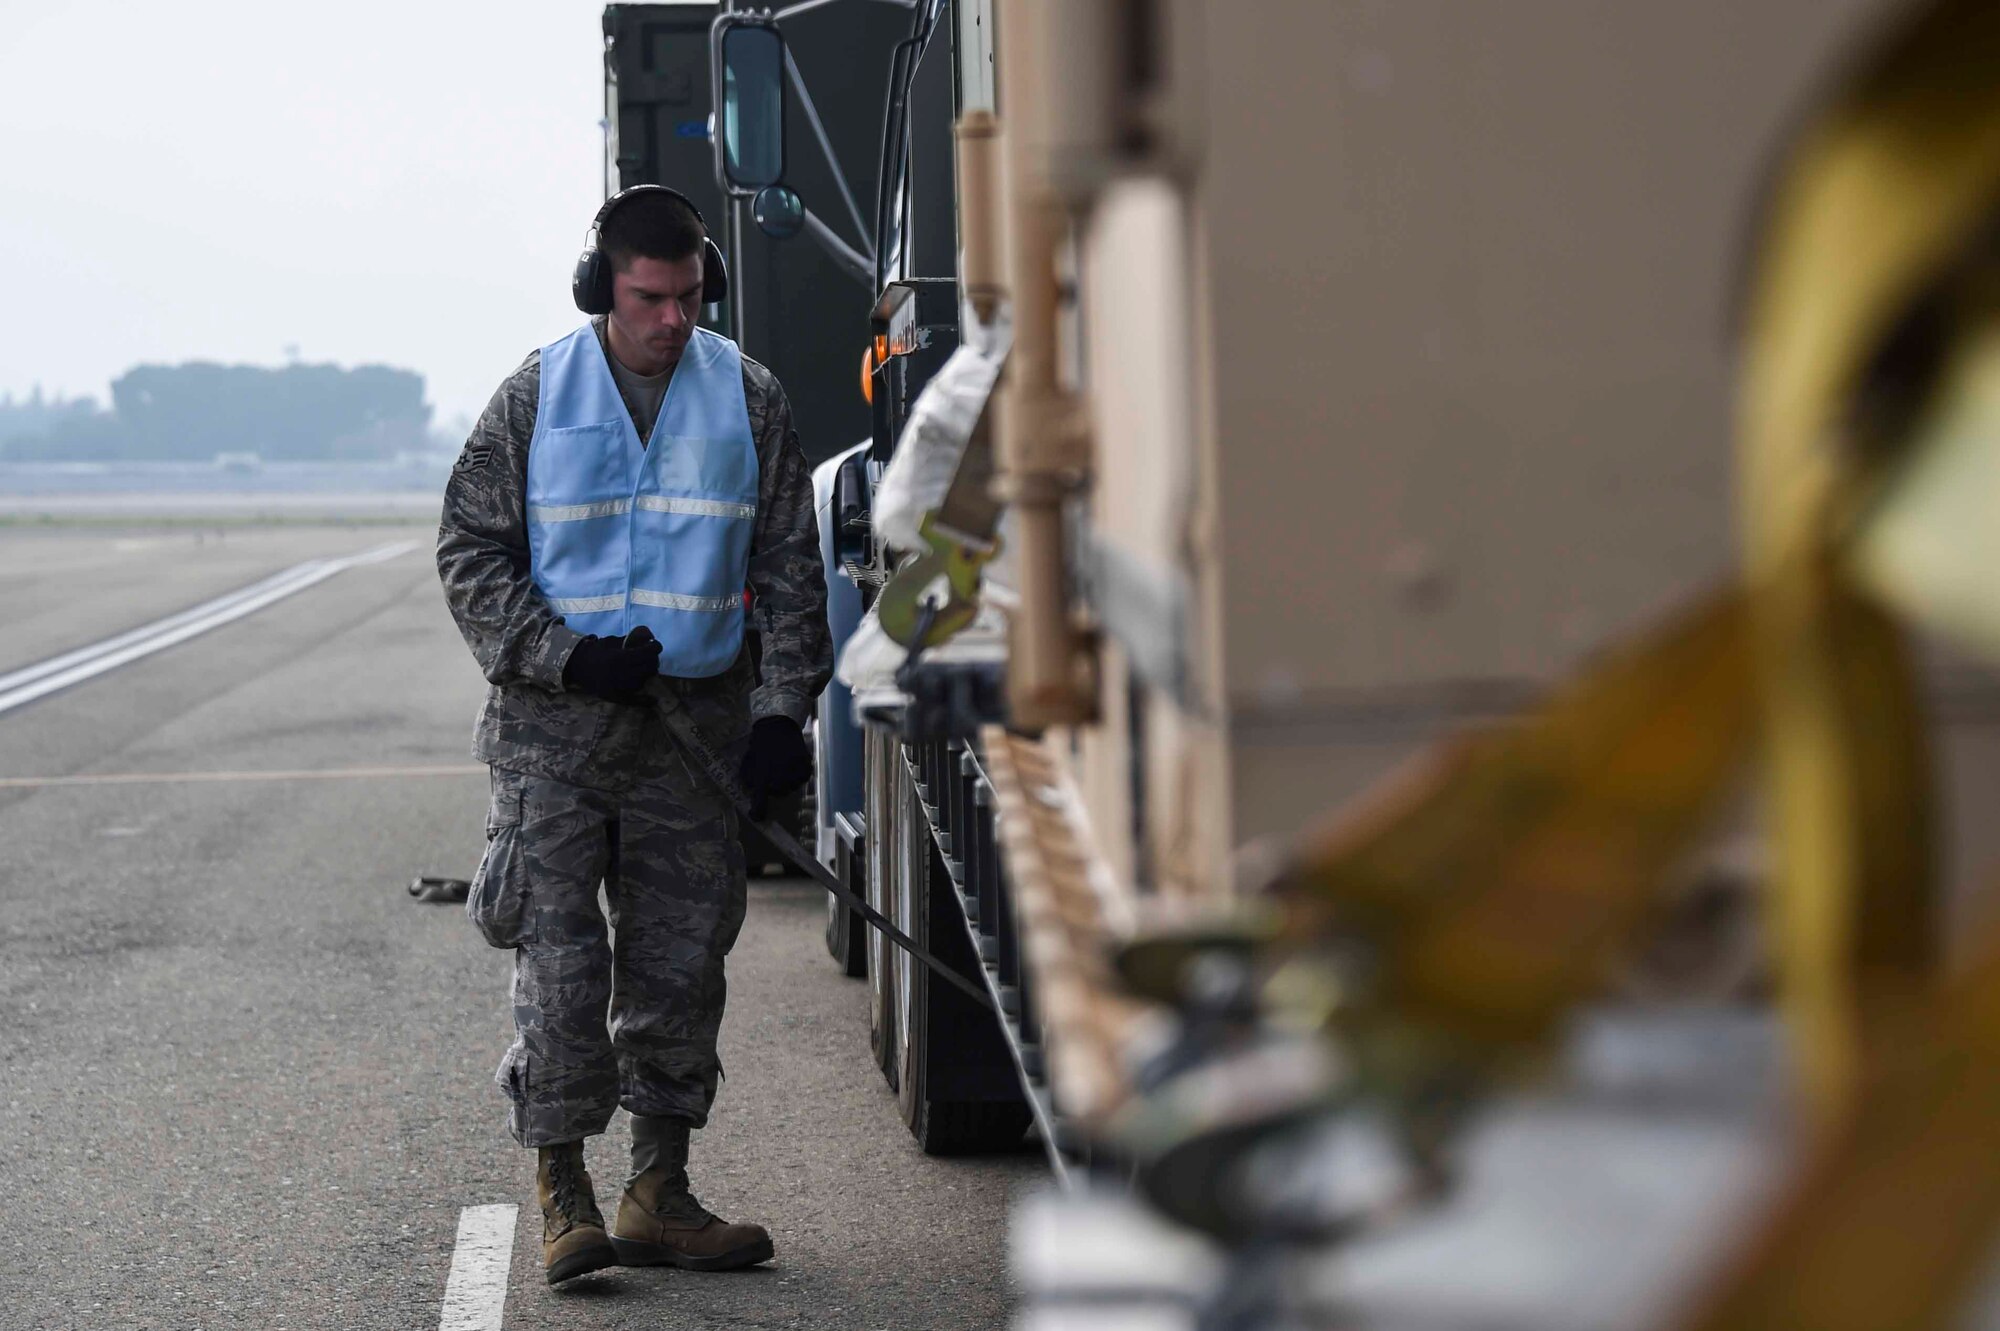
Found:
[753,184,805,240]
[713,17,787,193]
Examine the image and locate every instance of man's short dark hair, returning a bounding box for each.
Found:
[600,190,706,271]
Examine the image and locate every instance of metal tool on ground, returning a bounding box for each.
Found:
[408,875,471,903]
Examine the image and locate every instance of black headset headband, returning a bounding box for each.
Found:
[573,184,729,315]
[591,183,707,237]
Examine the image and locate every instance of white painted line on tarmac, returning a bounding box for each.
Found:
[0,564,323,694]
[0,539,418,717]
[0,764,486,789]
[439,1203,519,1331]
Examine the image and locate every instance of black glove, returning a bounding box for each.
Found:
[737,716,811,819]
[561,625,662,702]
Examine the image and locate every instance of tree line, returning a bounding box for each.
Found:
[0,362,438,462]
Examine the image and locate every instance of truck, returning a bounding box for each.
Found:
[702,1,2000,1324]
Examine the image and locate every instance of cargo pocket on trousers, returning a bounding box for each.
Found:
[465,769,533,948]
[497,1045,531,1112]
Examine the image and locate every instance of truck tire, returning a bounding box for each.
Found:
[866,732,902,1088]
[870,950,900,1089]
[891,754,1031,1156]
[824,798,867,979]
[824,876,868,976]
[909,1099,1035,1155]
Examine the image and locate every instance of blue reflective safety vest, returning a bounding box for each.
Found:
[526,324,758,678]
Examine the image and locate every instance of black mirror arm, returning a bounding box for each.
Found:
[784,48,873,259]
[800,207,878,286]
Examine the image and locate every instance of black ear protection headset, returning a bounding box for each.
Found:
[571,184,730,316]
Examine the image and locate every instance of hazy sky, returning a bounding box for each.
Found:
[0,0,666,430]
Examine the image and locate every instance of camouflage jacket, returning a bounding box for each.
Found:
[436,318,831,791]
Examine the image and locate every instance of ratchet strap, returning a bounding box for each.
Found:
[650,684,999,1013]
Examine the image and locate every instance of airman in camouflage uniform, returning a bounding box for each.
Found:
[437,188,828,1282]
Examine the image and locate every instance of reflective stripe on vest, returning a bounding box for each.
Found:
[525,324,758,678]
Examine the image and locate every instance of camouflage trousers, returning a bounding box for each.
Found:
[469,753,747,1147]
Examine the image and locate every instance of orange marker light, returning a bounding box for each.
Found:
[860,345,875,405]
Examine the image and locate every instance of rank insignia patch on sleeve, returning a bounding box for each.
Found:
[454,443,494,475]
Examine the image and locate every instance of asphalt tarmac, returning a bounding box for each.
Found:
[0,523,1040,1330]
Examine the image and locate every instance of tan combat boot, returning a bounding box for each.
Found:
[609,1116,773,1271]
[537,1141,618,1285]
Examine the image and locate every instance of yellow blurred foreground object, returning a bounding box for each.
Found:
[1855,307,2000,663]
[1276,590,1756,1057]
[1678,0,2000,1323]
[1679,913,2000,1331]
[1734,0,2000,1108]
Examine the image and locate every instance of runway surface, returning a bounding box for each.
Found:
[0,522,1039,1330]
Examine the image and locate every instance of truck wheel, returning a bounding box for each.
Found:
[892,756,1031,1156]
[910,1100,1035,1155]
[824,880,868,976]
[823,774,867,979]
[869,942,900,1089]
[866,732,902,1088]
